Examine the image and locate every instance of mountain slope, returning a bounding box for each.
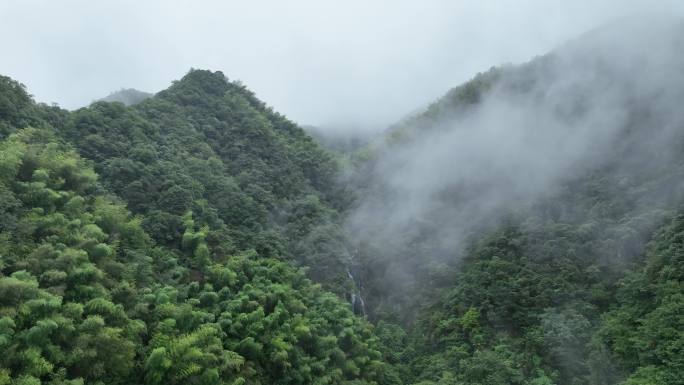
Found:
[61,70,352,291]
[0,73,399,385]
[3,16,684,385]
[347,17,684,384]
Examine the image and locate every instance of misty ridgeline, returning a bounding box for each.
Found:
[1,13,684,385]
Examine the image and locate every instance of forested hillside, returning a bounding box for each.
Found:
[345,19,684,385]
[0,74,398,385]
[2,16,684,385]
[62,70,351,289]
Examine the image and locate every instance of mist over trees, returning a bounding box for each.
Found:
[98,89,152,106]
[1,10,684,385]
[339,15,684,385]
[347,15,684,314]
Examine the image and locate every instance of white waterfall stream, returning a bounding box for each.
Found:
[348,249,366,316]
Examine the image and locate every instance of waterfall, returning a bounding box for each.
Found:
[350,292,366,316]
[348,248,366,316]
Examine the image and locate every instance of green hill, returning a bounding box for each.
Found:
[0,73,399,385]
[346,17,684,385]
[2,17,684,385]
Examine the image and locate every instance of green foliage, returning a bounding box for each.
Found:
[3,53,684,385]
[0,76,32,137]
[0,124,396,385]
[59,69,348,291]
[341,45,684,384]
[593,215,684,384]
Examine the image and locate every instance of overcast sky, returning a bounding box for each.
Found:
[1,0,682,131]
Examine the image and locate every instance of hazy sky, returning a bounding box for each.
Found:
[1,0,682,130]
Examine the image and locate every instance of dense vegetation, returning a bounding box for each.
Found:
[345,26,684,385]
[2,22,684,384]
[0,74,397,385]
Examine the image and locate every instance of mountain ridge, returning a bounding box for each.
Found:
[2,16,684,384]
[0,69,400,385]
[342,15,684,384]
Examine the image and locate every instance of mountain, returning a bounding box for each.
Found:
[64,70,351,288]
[2,16,684,385]
[346,16,684,384]
[98,88,153,106]
[0,72,399,385]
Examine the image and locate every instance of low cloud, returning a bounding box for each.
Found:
[346,15,684,313]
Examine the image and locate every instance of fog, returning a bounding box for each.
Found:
[1,0,681,131]
[345,15,684,317]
